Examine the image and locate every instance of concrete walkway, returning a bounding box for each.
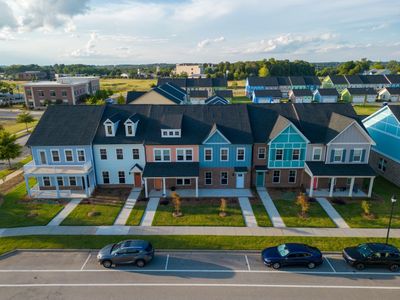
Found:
[0,169,24,185]
[317,198,350,229]
[238,197,258,227]
[114,189,141,226]
[47,199,82,226]
[256,187,285,228]
[140,198,160,226]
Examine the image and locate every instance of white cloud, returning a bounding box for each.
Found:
[0,28,15,40]
[197,36,225,48]
[0,0,17,29]
[70,32,98,57]
[173,0,237,22]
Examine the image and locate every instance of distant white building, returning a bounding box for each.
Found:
[174,64,204,78]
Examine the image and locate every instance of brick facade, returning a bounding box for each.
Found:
[369,150,400,187]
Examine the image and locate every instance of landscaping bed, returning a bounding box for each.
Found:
[152,197,245,226]
[125,200,147,226]
[249,196,272,227]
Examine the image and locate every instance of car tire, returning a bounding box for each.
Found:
[307,262,316,269]
[272,262,281,270]
[355,262,365,271]
[136,259,146,268]
[102,260,113,268]
[389,264,399,272]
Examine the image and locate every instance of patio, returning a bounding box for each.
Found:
[30,185,87,199]
[149,188,253,198]
[306,188,368,198]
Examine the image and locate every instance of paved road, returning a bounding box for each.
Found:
[0,109,43,120]
[0,250,398,299]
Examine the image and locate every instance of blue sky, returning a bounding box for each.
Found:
[0,0,399,65]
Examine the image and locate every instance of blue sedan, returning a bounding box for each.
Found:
[262,243,323,269]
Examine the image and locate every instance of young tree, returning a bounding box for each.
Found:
[219,198,228,217]
[116,94,125,104]
[16,112,35,132]
[258,66,269,77]
[171,191,182,217]
[296,192,310,218]
[0,131,22,168]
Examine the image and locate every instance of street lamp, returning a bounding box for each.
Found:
[386,195,397,244]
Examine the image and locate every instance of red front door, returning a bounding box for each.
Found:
[134,172,142,187]
[313,177,318,190]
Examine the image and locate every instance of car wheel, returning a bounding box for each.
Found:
[272,262,281,270]
[102,260,112,268]
[355,262,365,271]
[307,262,316,269]
[136,259,146,268]
[389,264,399,272]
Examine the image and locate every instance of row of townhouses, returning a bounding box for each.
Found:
[24,103,379,199]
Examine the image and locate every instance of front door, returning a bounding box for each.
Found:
[154,179,162,190]
[236,173,245,188]
[134,172,142,187]
[313,177,318,190]
[256,172,265,187]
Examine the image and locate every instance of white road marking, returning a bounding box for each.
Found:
[165,254,170,271]
[0,283,399,290]
[324,257,336,273]
[80,253,92,271]
[244,255,251,271]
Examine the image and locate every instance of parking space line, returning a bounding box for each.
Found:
[244,255,251,271]
[80,253,91,271]
[324,257,336,273]
[164,254,169,271]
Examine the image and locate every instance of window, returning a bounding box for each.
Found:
[177,149,193,161]
[292,149,300,160]
[220,172,228,185]
[61,90,67,97]
[51,150,60,162]
[69,176,77,186]
[50,90,56,97]
[288,170,297,183]
[258,147,266,159]
[154,149,170,161]
[106,124,113,136]
[38,90,44,97]
[39,151,47,164]
[116,149,123,160]
[236,148,245,161]
[352,149,362,162]
[126,124,133,136]
[161,129,181,138]
[26,89,32,96]
[77,150,85,162]
[102,171,110,184]
[65,150,73,162]
[220,148,229,161]
[132,149,140,160]
[57,176,64,186]
[378,158,387,172]
[272,170,280,183]
[204,148,213,161]
[176,178,191,185]
[100,149,107,160]
[205,172,212,185]
[118,171,125,184]
[333,149,343,162]
[275,149,283,160]
[312,147,322,161]
[43,176,51,187]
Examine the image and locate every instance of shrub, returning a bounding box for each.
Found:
[296,192,310,218]
[331,198,346,205]
[219,198,227,217]
[171,192,182,217]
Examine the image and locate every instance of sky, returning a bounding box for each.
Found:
[0,0,399,65]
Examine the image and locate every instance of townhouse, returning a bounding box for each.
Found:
[288,89,313,103]
[24,103,377,199]
[157,77,228,97]
[313,88,339,103]
[128,83,188,105]
[377,87,400,102]
[252,89,282,104]
[322,74,395,92]
[341,88,377,103]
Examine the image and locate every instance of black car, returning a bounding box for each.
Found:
[262,243,323,269]
[343,243,400,272]
[97,240,154,268]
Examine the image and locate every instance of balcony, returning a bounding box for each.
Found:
[24,161,92,175]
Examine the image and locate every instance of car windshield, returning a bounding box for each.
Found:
[277,244,289,257]
[357,244,374,257]
[111,242,124,254]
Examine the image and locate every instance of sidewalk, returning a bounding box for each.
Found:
[140,198,160,226]
[47,199,82,226]
[256,187,285,228]
[114,189,141,225]
[238,197,258,227]
[317,198,350,229]
[0,169,23,185]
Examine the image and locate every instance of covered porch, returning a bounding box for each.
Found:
[304,162,376,198]
[143,162,200,198]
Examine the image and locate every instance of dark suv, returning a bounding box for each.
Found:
[343,243,400,272]
[97,240,154,268]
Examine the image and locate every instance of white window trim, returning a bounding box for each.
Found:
[352,148,363,162]
[125,123,134,136]
[312,147,322,161]
[38,150,47,164]
[176,148,194,162]
[153,148,171,162]
[64,149,74,162]
[220,148,229,161]
[116,148,124,160]
[56,176,64,186]
[204,171,212,185]
[50,149,60,163]
[292,148,300,161]
[176,178,191,186]
[275,149,283,161]
[102,171,110,184]
[272,170,281,184]
[258,147,266,159]
[288,170,297,184]
[43,176,51,187]
[69,176,77,186]
[333,148,343,162]
[236,147,246,161]
[204,148,213,161]
[100,148,107,160]
[132,148,140,160]
[161,129,181,138]
[220,171,229,185]
[118,171,126,183]
[77,149,86,162]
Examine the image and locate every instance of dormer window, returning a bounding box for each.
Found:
[161,129,181,138]
[124,116,139,137]
[106,124,113,135]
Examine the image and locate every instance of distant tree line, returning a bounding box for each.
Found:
[315,59,400,76]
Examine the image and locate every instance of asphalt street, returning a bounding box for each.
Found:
[0,109,44,120]
[0,250,399,299]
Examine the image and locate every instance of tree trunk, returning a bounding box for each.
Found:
[7,158,11,168]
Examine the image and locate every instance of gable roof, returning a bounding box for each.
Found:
[325,112,355,143]
[189,90,208,98]
[384,87,400,95]
[253,89,282,97]
[215,90,233,98]
[204,95,229,105]
[268,115,291,141]
[290,89,313,97]
[329,75,348,85]
[346,88,376,95]
[303,76,321,86]
[345,75,364,85]
[359,75,390,84]
[277,76,291,86]
[203,123,231,144]
[157,77,227,88]
[289,76,306,86]
[385,74,400,84]
[27,105,105,146]
[126,91,146,104]
[316,88,339,96]
[153,82,187,104]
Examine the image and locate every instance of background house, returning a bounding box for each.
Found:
[313,88,339,103]
[378,87,400,102]
[288,89,313,103]
[341,88,376,103]
[252,89,282,103]
[128,82,188,105]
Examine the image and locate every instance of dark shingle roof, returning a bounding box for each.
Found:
[204,95,229,105]
[329,75,348,85]
[385,74,400,84]
[253,89,282,97]
[346,88,376,95]
[303,76,321,86]
[384,87,400,95]
[215,90,233,98]
[126,91,146,103]
[305,162,376,177]
[316,88,339,96]
[153,82,187,104]
[388,105,400,120]
[345,75,364,85]
[157,77,227,88]
[161,113,183,129]
[290,89,313,97]
[27,105,105,146]
[277,77,291,86]
[359,75,390,84]
[143,162,199,178]
[189,90,208,98]
[247,77,268,86]
[325,112,355,143]
[157,77,186,88]
[289,76,306,86]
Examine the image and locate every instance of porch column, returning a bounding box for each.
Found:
[195,177,199,198]
[162,177,166,197]
[144,178,148,198]
[348,177,355,197]
[329,177,335,197]
[25,175,31,197]
[309,176,314,197]
[54,175,60,198]
[82,176,88,197]
[368,177,375,197]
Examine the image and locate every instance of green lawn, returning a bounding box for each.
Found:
[125,201,147,226]
[332,177,400,228]
[0,180,64,228]
[152,199,245,226]
[0,119,38,134]
[0,155,32,180]
[1,235,399,255]
[273,199,336,227]
[61,203,123,226]
[353,105,381,116]
[231,96,251,104]
[250,198,272,227]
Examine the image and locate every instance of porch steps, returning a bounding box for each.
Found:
[140,198,160,226]
[238,197,258,227]
[47,199,82,226]
[114,190,141,226]
[256,187,286,228]
[316,198,350,229]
